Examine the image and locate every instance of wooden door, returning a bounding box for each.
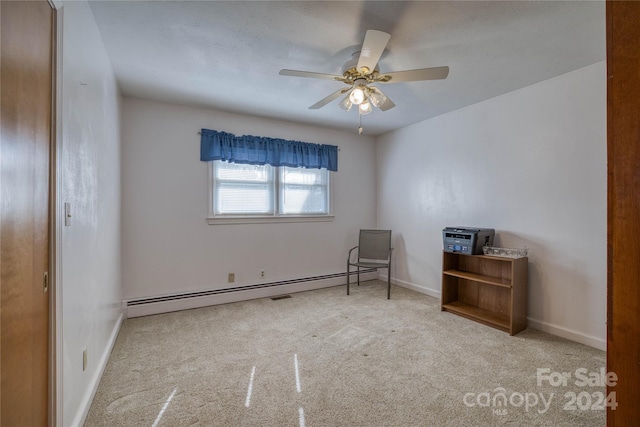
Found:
[1,0,54,425]
[607,1,640,425]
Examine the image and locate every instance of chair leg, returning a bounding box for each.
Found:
[347,263,350,295]
[387,266,391,299]
[357,266,360,286]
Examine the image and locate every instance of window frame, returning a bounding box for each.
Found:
[207,161,334,225]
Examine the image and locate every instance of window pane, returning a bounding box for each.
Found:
[280,167,329,215]
[280,185,327,214]
[215,162,271,182]
[213,161,274,215]
[280,167,327,185]
[216,183,273,214]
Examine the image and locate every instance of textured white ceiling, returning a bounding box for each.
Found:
[88,1,605,136]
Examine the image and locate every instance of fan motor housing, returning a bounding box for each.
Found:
[341,52,380,82]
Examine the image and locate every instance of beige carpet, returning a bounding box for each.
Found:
[85,281,606,426]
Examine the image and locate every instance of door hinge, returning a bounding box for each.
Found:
[43,271,49,293]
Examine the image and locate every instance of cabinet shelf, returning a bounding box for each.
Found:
[442,301,510,332]
[443,269,511,288]
[441,251,528,336]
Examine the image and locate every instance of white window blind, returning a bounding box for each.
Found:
[213,162,274,215]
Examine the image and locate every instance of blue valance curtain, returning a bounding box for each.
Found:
[200,129,338,172]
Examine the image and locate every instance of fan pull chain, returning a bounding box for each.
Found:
[358,114,363,135]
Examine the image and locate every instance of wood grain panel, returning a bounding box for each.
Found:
[607,1,640,424]
[510,258,528,335]
[1,1,53,425]
[457,280,479,307]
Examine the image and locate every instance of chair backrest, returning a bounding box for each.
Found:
[358,229,392,261]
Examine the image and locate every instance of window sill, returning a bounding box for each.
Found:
[206,215,335,225]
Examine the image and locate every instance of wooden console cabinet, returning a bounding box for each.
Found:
[441,252,528,335]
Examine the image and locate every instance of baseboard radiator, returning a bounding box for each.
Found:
[125,269,377,318]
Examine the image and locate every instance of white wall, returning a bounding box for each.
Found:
[377,62,606,349]
[60,1,122,425]
[121,98,376,300]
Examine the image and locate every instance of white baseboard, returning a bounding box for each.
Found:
[125,272,377,318]
[527,317,606,351]
[379,274,442,300]
[71,312,124,427]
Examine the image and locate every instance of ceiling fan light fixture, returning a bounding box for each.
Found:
[280,29,449,122]
[368,88,387,108]
[349,86,366,105]
[339,95,353,112]
[359,100,373,115]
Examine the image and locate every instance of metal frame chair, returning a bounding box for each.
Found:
[347,229,394,299]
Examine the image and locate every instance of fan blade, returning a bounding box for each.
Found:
[309,87,351,109]
[378,66,449,83]
[356,30,391,74]
[279,69,344,81]
[379,97,396,112]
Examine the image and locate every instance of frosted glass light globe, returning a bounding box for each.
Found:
[339,96,353,112]
[349,87,366,105]
[359,100,372,115]
[369,88,387,108]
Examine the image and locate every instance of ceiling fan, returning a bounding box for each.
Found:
[279,30,449,117]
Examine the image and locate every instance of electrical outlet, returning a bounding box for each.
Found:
[83,349,87,371]
[260,270,265,278]
[228,273,235,283]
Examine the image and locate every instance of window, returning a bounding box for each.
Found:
[209,160,332,223]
